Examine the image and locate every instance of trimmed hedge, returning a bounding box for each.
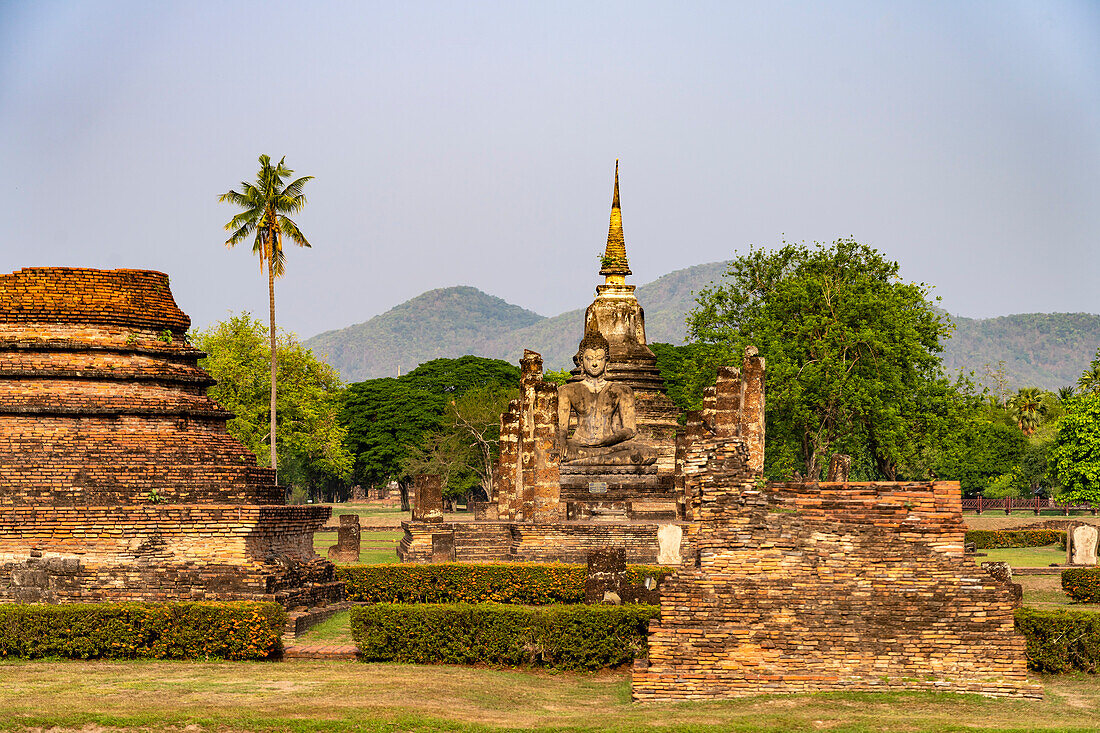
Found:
[1062,568,1100,603]
[0,602,285,660]
[1015,607,1100,673]
[966,529,1065,549]
[336,563,672,604]
[350,602,658,670]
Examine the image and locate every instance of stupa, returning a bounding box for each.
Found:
[0,267,341,605]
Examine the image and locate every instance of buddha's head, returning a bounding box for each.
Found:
[575,331,610,379]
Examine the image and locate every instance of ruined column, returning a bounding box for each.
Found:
[713,365,742,438]
[412,474,443,522]
[519,350,561,523]
[739,345,765,476]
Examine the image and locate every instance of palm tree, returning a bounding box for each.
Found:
[219,155,313,476]
[1007,387,1045,436]
[1058,385,1075,402]
[1079,352,1100,395]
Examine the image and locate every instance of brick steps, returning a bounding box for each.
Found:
[281,644,358,660]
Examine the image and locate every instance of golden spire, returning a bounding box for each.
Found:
[599,160,631,285]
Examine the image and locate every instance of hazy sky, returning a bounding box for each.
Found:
[2,1,1098,339]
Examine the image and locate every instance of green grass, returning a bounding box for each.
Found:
[982,545,1064,568]
[313,529,403,564]
[296,611,353,645]
[0,658,1097,731]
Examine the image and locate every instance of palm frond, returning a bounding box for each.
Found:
[279,216,311,247]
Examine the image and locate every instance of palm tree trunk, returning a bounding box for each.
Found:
[268,239,278,479]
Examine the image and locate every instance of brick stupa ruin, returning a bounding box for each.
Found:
[0,267,341,605]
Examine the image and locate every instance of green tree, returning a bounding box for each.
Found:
[1007,387,1046,436]
[687,238,954,480]
[403,386,514,502]
[192,313,351,497]
[342,357,520,494]
[931,420,1027,496]
[1078,349,1100,395]
[1051,392,1100,506]
[219,154,313,475]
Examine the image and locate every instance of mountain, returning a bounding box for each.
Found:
[305,286,544,382]
[941,313,1100,391]
[304,264,1100,391]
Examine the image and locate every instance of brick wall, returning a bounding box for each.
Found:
[633,418,1039,699]
[398,519,692,564]
[0,504,336,603]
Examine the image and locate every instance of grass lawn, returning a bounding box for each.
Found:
[297,610,354,645]
[0,659,1098,732]
[981,545,1065,568]
[313,529,403,564]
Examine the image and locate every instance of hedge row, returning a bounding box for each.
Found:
[336,563,673,604]
[1015,607,1100,673]
[0,602,285,660]
[1061,568,1100,603]
[350,602,658,670]
[966,529,1065,549]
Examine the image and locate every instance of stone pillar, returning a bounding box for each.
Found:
[412,474,443,522]
[739,345,765,476]
[1068,524,1099,566]
[585,548,627,603]
[326,514,361,562]
[495,401,521,520]
[826,454,851,482]
[701,386,717,434]
[713,366,742,438]
[518,350,561,523]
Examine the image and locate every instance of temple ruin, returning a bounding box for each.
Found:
[0,267,340,605]
[401,163,1037,698]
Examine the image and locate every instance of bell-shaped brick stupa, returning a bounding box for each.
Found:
[0,267,341,605]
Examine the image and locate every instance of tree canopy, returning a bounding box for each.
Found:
[342,356,520,493]
[686,238,958,480]
[1053,391,1100,506]
[192,313,351,495]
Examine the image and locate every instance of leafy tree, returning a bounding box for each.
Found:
[1051,392,1100,506]
[931,420,1028,496]
[192,313,352,497]
[542,369,572,386]
[404,386,515,501]
[1078,349,1100,395]
[1059,385,1076,402]
[219,154,313,475]
[342,356,520,495]
[687,238,954,480]
[650,342,728,413]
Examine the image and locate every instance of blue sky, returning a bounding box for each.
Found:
[2,1,1098,338]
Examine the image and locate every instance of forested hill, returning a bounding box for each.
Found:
[304,262,731,380]
[941,313,1100,391]
[304,265,1100,390]
[304,286,544,382]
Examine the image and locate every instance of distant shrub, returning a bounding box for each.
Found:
[966,530,1064,549]
[1014,607,1100,673]
[350,603,657,670]
[1062,568,1100,603]
[336,563,672,604]
[0,602,285,660]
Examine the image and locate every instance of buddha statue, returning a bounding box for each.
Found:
[556,331,657,467]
